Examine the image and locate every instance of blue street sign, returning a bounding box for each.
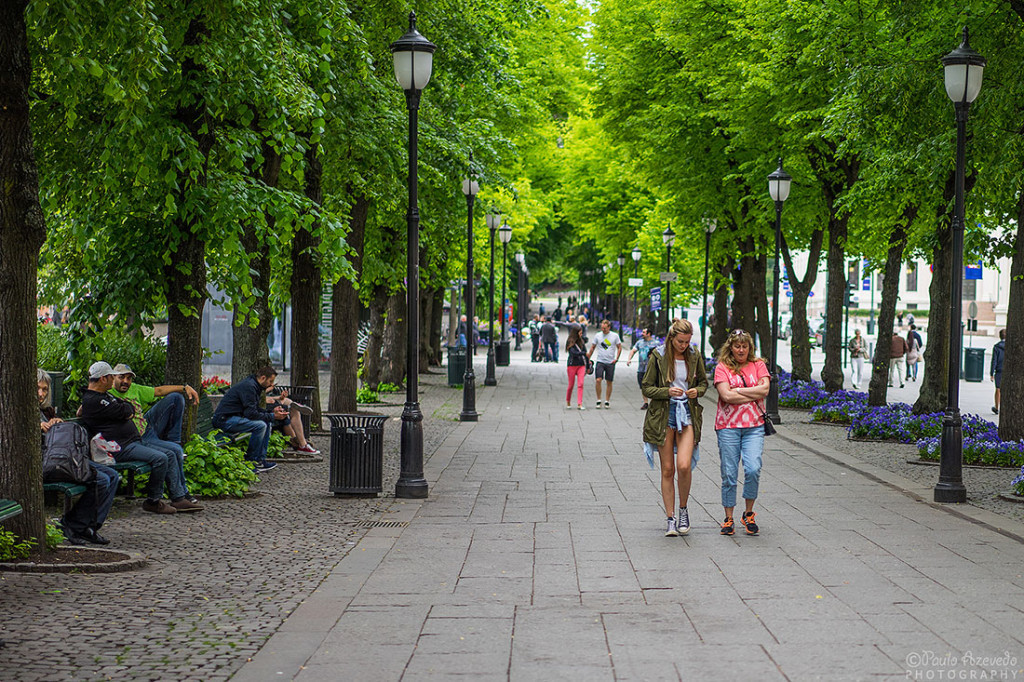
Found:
[965,261,982,280]
[785,291,793,297]
[650,287,662,311]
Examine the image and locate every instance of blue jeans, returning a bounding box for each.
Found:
[64,462,120,533]
[544,341,559,362]
[717,426,764,508]
[141,432,190,499]
[213,415,270,463]
[144,393,185,444]
[117,440,173,501]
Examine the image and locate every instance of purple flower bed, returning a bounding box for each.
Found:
[810,393,869,424]
[1012,466,1024,495]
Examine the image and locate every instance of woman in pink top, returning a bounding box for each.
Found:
[713,330,770,537]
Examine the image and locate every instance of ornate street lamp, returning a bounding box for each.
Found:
[617,253,626,336]
[766,158,792,426]
[662,227,675,334]
[390,12,436,499]
[631,247,641,343]
[497,221,512,366]
[484,210,501,386]
[936,28,985,504]
[459,168,479,422]
[701,219,717,359]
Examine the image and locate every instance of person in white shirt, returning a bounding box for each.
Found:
[587,319,622,408]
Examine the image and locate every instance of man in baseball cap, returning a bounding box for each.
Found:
[79,362,199,514]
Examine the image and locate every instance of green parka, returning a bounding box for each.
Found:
[641,345,708,446]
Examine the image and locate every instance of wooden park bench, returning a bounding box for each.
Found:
[42,482,86,515]
[0,498,23,522]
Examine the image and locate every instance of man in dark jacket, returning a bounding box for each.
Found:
[213,365,288,471]
[992,329,1006,414]
[540,317,559,362]
[79,361,200,514]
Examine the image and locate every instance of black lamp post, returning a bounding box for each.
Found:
[514,252,525,351]
[701,219,717,359]
[662,227,675,334]
[617,253,625,336]
[460,170,479,422]
[766,158,792,426]
[484,210,500,386]
[936,28,985,504]
[390,12,435,499]
[631,247,641,343]
[498,221,512,365]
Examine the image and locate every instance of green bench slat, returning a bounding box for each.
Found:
[195,394,251,445]
[0,499,23,522]
[43,482,88,515]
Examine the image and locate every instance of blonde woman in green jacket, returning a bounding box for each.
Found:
[641,319,708,536]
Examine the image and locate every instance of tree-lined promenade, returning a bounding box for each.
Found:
[3,2,1024,556]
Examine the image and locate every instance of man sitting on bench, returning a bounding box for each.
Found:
[109,363,202,510]
[212,365,288,472]
[80,362,202,514]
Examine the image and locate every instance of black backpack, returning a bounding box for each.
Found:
[42,422,96,484]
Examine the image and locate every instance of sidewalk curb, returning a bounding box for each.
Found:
[776,424,1024,545]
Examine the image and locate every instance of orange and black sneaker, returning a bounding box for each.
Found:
[720,517,735,536]
[741,511,759,536]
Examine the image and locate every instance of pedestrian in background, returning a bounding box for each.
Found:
[906,324,923,382]
[992,329,1005,414]
[565,325,588,410]
[713,329,769,537]
[889,332,908,388]
[847,329,867,389]
[541,316,558,362]
[627,327,658,409]
[641,319,707,537]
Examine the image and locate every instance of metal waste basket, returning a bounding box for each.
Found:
[325,414,386,496]
[274,385,315,435]
[963,348,985,383]
[496,339,511,366]
[447,346,466,387]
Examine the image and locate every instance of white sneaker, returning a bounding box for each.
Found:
[578,404,586,410]
[665,518,678,537]
[595,401,602,409]
[676,508,690,535]
[565,404,572,410]
[604,401,610,409]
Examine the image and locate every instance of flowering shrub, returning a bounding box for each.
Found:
[202,376,231,395]
[918,435,1024,468]
[1012,466,1024,495]
[779,380,831,408]
[810,393,869,424]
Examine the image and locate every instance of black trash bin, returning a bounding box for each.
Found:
[447,346,466,387]
[273,385,316,435]
[964,348,985,383]
[496,339,511,366]
[325,413,387,497]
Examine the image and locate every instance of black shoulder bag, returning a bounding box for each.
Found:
[739,371,776,436]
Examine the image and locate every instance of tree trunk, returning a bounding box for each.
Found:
[328,194,369,413]
[821,214,849,391]
[0,0,48,552]
[290,144,324,426]
[231,147,279,383]
[379,291,407,386]
[781,227,824,381]
[731,241,756,337]
[361,285,388,389]
[429,288,444,367]
[711,258,731,352]
[166,14,213,391]
[753,246,770,358]
[868,210,913,406]
[999,193,1024,440]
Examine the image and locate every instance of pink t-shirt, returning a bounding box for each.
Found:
[714,360,770,430]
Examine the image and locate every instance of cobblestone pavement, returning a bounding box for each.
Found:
[778,407,1024,525]
[0,372,463,682]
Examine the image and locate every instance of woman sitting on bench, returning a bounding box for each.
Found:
[37,369,119,546]
[265,389,319,455]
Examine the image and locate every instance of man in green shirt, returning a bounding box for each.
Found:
[110,364,202,511]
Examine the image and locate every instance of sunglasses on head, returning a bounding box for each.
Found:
[730,329,746,337]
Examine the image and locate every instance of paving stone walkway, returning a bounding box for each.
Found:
[236,347,1024,682]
